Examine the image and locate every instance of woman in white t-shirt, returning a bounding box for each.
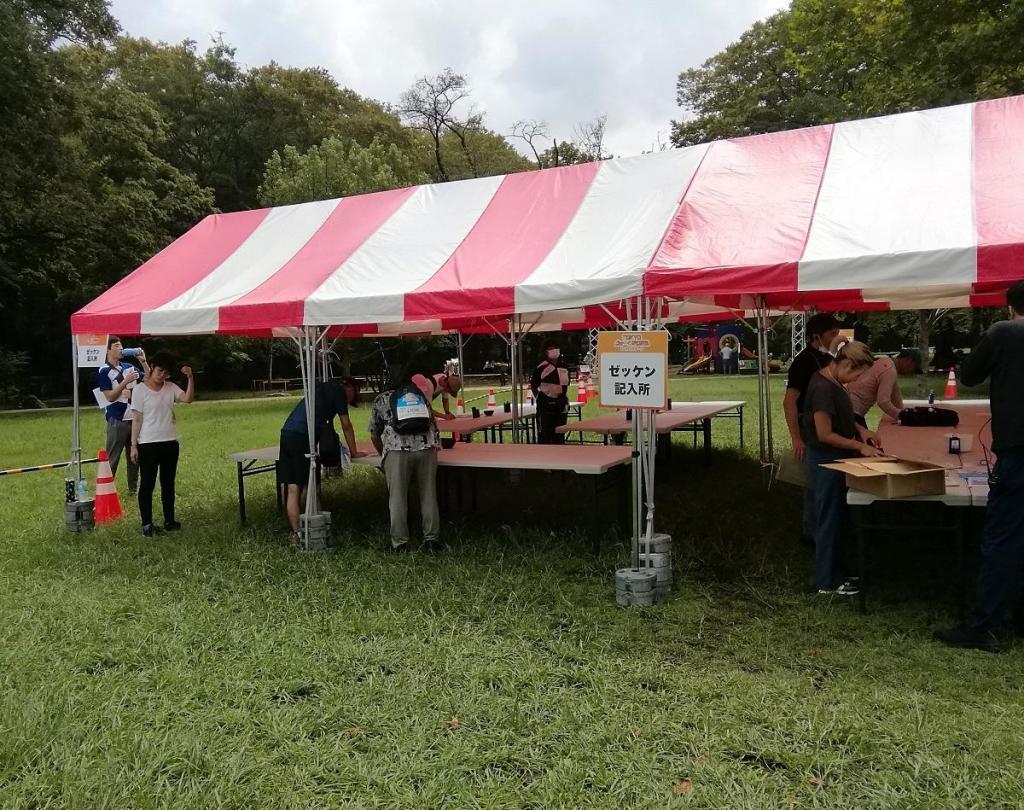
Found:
[129,353,195,537]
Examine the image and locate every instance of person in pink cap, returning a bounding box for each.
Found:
[410,371,462,421]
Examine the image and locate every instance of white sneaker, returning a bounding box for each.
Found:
[818,580,860,596]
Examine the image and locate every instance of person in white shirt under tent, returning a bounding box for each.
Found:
[129,352,194,538]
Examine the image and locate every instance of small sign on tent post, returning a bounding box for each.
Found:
[76,335,108,368]
[597,331,668,410]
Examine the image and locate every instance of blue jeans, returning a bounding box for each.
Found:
[807,446,850,590]
[968,448,1024,632]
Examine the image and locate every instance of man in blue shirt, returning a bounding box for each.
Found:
[279,378,367,545]
[95,337,149,494]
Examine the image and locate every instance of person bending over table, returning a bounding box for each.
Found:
[279,378,366,546]
[802,339,883,596]
[129,353,194,538]
[369,378,444,554]
[935,281,1024,653]
[784,313,842,547]
[844,351,905,426]
[410,371,462,421]
[530,339,569,445]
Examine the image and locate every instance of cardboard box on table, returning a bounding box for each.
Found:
[820,457,947,499]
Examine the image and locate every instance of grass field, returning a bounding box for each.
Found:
[2,373,1021,808]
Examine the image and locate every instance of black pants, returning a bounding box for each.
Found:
[968,448,1024,631]
[537,395,568,445]
[138,440,180,527]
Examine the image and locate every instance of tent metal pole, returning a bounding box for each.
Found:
[516,316,525,441]
[71,336,82,488]
[763,315,775,464]
[631,402,640,570]
[456,331,465,387]
[509,317,519,443]
[300,326,320,548]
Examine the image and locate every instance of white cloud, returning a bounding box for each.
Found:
[110,0,789,157]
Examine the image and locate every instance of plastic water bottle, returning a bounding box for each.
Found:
[928,391,935,405]
[77,479,87,501]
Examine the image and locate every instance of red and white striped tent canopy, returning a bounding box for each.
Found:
[72,95,1024,337]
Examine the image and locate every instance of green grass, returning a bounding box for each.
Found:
[1,375,1020,808]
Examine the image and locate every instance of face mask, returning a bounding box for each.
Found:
[546,349,560,361]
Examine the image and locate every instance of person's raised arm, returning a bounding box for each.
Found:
[179,366,195,403]
[103,368,139,402]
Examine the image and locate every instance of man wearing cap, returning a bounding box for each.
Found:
[935,280,1024,652]
[783,313,842,546]
[279,377,366,546]
[410,371,462,421]
[95,337,150,494]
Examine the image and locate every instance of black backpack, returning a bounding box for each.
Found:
[898,406,960,428]
[389,382,432,435]
[317,422,342,467]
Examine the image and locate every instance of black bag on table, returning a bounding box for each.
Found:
[897,406,959,428]
[317,421,342,467]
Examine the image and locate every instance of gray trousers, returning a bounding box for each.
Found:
[106,419,139,491]
[382,448,439,547]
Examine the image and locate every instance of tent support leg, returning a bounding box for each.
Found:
[71,336,82,489]
[296,326,324,551]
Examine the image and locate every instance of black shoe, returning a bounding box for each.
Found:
[933,626,1001,653]
[420,539,447,554]
[388,542,411,554]
[141,524,163,538]
[164,520,182,532]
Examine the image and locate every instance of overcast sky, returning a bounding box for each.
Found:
[108,0,789,158]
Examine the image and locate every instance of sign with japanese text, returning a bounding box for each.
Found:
[76,334,108,368]
[597,331,669,410]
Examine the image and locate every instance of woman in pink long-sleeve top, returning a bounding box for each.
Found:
[845,355,904,423]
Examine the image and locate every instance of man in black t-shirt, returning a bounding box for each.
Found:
[935,281,1024,653]
[782,313,841,545]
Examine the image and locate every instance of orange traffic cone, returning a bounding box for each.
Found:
[944,367,958,399]
[456,397,465,415]
[576,376,587,405]
[93,449,124,524]
[487,389,497,409]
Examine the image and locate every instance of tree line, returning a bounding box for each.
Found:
[4,0,1020,405]
[0,1,609,405]
[670,0,1024,362]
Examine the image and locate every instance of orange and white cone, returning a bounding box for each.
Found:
[944,367,958,399]
[93,448,124,524]
[576,376,587,405]
[456,397,465,415]
[487,389,497,409]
